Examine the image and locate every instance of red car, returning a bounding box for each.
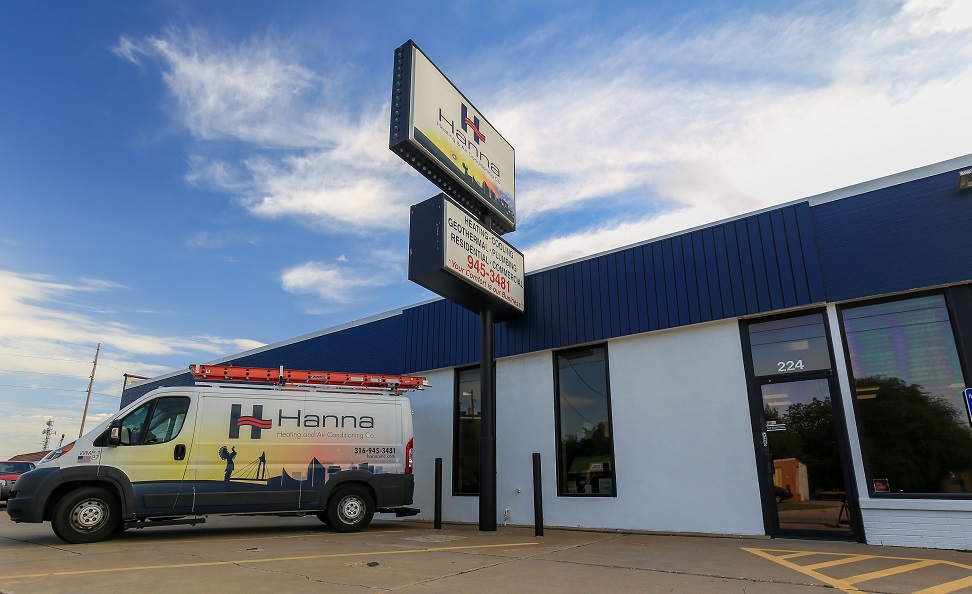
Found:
[0,461,36,501]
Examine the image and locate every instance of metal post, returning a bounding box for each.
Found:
[479,303,497,531]
[533,452,544,537]
[434,457,443,530]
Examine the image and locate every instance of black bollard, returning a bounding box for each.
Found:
[434,457,443,530]
[532,452,544,537]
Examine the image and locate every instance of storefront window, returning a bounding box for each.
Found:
[555,346,616,496]
[454,367,481,495]
[842,294,972,495]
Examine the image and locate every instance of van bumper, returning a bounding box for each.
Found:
[6,467,63,523]
[373,473,414,508]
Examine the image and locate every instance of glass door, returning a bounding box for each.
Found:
[759,377,855,537]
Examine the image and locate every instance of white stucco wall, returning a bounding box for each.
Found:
[603,319,764,535]
[409,318,765,536]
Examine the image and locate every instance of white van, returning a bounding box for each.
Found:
[7,366,422,544]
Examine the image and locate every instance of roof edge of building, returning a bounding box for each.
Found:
[808,152,972,206]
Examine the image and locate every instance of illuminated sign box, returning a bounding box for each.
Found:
[391,40,516,234]
[409,194,524,321]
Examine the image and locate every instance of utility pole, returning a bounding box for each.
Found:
[79,342,101,437]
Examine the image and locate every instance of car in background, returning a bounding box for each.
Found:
[0,461,36,502]
[774,485,794,503]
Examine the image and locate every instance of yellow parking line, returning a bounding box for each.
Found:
[0,529,406,550]
[82,528,405,547]
[742,547,861,592]
[776,551,820,561]
[4,542,540,579]
[746,547,972,593]
[843,559,941,585]
[804,554,872,570]
[914,574,972,594]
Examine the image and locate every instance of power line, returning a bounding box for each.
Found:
[0,367,99,380]
[0,352,92,364]
[0,351,149,374]
[0,384,120,398]
[0,333,98,348]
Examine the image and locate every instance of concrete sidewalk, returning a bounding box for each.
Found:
[3,511,972,592]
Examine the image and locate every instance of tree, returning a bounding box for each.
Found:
[855,376,972,493]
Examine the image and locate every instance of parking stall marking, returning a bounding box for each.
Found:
[744,547,972,594]
[3,541,540,580]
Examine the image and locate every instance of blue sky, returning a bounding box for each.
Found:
[1,0,971,459]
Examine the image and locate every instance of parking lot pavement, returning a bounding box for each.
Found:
[4,507,972,593]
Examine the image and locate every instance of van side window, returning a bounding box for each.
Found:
[119,397,190,446]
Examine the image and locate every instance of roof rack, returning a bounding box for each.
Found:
[189,365,429,396]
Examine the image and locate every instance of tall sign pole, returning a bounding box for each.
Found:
[479,214,497,530]
[479,303,496,530]
[392,40,522,532]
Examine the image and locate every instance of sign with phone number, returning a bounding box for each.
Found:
[443,198,524,312]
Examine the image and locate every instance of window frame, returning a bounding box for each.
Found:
[118,396,191,447]
[452,365,481,496]
[836,286,972,499]
[552,343,618,498]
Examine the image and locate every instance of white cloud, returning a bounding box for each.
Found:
[117,30,427,234]
[0,270,266,458]
[186,230,260,249]
[280,259,398,304]
[498,0,972,265]
[117,30,323,148]
[116,2,972,271]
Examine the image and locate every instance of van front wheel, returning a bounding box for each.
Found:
[51,487,120,544]
[326,485,374,532]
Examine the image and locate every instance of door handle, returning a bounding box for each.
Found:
[174,443,186,461]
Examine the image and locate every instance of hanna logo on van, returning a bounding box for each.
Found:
[229,404,272,439]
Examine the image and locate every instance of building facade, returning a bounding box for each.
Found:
[124,155,972,550]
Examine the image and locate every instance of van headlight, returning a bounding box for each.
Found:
[41,441,75,462]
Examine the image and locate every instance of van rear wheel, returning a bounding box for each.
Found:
[326,485,374,532]
[51,487,120,544]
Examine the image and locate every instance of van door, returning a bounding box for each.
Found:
[97,395,196,513]
[182,392,307,513]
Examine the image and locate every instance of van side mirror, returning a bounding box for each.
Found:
[106,419,122,447]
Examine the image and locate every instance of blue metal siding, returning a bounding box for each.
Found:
[400,202,825,372]
[812,169,972,302]
[122,164,972,406]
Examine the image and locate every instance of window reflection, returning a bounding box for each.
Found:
[842,295,972,494]
[556,346,616,496]
[748,313,831,377]
[119,397,189,446]
[454,367,481,495]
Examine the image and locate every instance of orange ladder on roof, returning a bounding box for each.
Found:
[189,364,428,395]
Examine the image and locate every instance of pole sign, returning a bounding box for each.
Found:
[390,40,516,234]
[409,194,524,320]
